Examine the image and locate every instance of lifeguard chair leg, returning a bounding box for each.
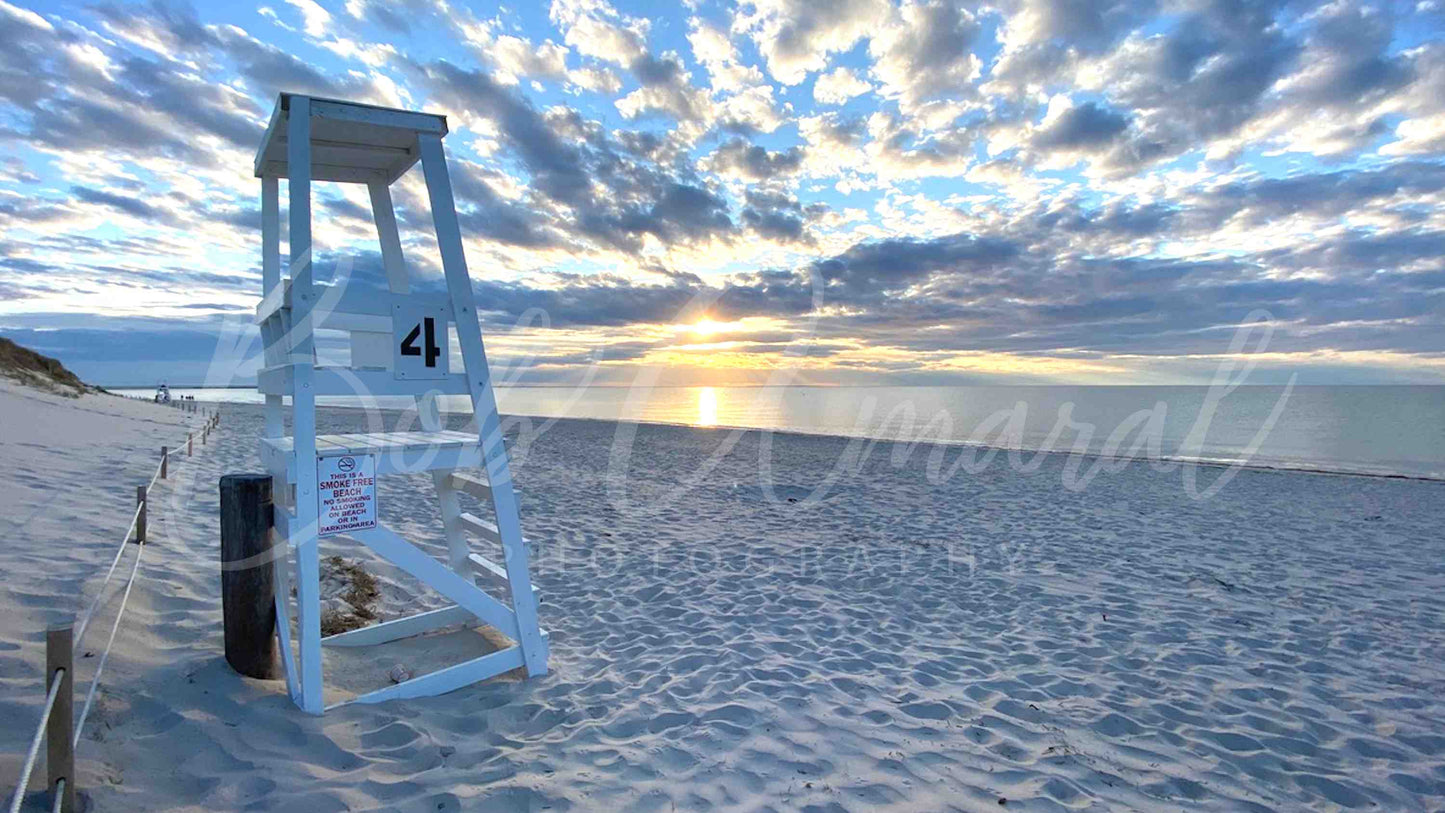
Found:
[287,96,324,714]
[418,134,548,677]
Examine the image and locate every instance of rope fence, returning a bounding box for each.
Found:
[6,666,63,813]
[5,401,222,813]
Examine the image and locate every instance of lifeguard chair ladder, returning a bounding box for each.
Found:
[253,94,547,714]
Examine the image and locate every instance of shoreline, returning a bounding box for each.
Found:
[193,394,1445,485]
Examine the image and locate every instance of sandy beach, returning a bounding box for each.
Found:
[3,388,1445,811]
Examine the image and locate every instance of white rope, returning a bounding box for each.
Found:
[6,667,65,813]
[72,523,145,749]
[72,502,143,648]
[72,421,200,648]
[22,414,217,794]
[147,454,165,491]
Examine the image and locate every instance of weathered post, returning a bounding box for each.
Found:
[46,625,75,813]
[160,446,168,479]
[188,433,193,456]
[219,474,281,679]
[135,486,147,544]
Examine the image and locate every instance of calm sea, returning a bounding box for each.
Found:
[117,385,1445,480]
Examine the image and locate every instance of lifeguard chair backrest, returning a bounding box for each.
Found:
[301,282,455,380]
[256,93,455,380]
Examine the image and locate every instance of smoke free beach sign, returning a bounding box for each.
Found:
[317,454,377,537]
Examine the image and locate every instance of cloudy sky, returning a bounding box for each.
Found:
[0,0,1442,387]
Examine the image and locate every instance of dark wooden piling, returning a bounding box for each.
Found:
[219,474,282,680]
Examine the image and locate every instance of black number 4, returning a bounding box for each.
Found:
[401,317,442,368]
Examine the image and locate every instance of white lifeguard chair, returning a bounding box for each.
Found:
[253,94,547,714]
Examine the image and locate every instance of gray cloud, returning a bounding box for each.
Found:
[740,188,813,242]
[445,162,563,249]
[1287,2,1411,109]
[706,138,806,180]
[1031,102,1129,150]
[409,60,600,206]
[1081,6,1299,171]
[871,0,983,110]
[409,59,758,252]
[70,186,165,221]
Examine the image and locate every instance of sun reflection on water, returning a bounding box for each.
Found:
[697,386,718,427]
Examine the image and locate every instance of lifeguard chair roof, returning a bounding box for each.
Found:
[253,93,450,184]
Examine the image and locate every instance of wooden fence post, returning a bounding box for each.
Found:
[46,625,75,813]
[135,486,146,544]
[161,446,168,480]
[188,433,193,456]
[219,474,282,679]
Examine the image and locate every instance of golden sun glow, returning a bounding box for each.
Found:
[697,386,718,426]
[692,318,720,336]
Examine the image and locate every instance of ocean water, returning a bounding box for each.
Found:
[118,385,1445,480]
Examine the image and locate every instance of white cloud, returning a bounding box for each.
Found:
[798,113,867,177]
[0,0,53,30]
[566,65,623,93]
[551,0,649,65]
[567,16,647,63]
[687,20,765,93]
[870,0,982,113]
[1382,112,1445,155]
[717,84,789,132]
[812,66,872,105]
[282,0,332,37]
[615,79,714,123]
[734,0,889,85]
[491,36,570,84]
[317,37,397,68]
